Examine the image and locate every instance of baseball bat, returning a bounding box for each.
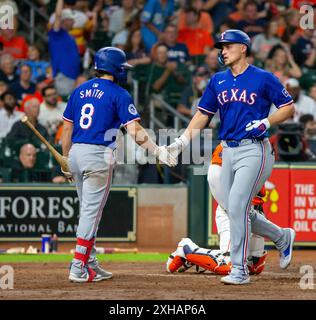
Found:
[21,115,70,173]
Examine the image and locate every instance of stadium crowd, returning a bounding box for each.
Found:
[0,0,316,183]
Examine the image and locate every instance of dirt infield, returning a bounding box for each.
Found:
[1,250,316,300]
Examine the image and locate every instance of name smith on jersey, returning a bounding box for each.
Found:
[79,89,104,99]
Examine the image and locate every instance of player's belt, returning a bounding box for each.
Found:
[222,138,267,148]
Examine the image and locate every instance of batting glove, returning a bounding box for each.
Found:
[167,135,190,159]
[154,146,178,167]
[245,118,270,138]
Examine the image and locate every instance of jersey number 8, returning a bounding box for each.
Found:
[80,103,94,129]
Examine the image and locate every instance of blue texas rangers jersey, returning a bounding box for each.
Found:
[198,65,293,140]
[63,78,140,147]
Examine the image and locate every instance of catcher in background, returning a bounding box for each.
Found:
[166,143,268,276]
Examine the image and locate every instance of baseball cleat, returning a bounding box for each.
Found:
[90,265,113,280]
[221,274,250,285]
[279,228,296,269]
[69,266,103,283]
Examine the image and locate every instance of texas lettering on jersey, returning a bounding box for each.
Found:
[198,65,293,141]
[217,89,257,106]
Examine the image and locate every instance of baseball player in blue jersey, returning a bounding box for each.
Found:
[167,30,296,285]
[61,47,176,283]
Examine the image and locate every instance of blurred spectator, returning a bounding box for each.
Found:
[304,119,316,141]
[177,65,210,118]
[125,28,151,66]
[280,9,301,45]
[291,29,316,67]
[0,90,23,139]
[178,0,214,35]
[7,97,49,146]
[251,19,281,62]
[49,0,94,55]
[24,45,51,83]
[265,44,302,83]
[203,48,220,75]
[0,54,18,84]
[109,0,138,34]
[0,21,28,60]
[285,78,316,122]
[229,0,247,23]
[177,7,213,57]
[203,0,235,30]
[148,44,189,96]
[10,144,51,183]
[38,85,66,137]
[75,74,89,87]
[111,29,129,49]
[159,24,190,64]
[299,69,316,93]
[48,0,81,96]
[309,84,316,103]
[89,13,114,51]
[141,0,175,51]
[9,64,36,103]
[111,14,141,49]
[236,0,266,38]
[0,81,8,108]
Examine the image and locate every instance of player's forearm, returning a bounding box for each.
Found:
[182,110,210,141]
[53,0,63,31]
[61,122,73,156]
[126,121,158,154]
[267,103,295,127]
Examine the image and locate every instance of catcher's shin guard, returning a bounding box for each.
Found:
[185,246,232,275]
[247,250,268,275]
[166,254,185,273]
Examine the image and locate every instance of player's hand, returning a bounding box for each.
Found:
[61,156,74,182]
[167,135,190,158]
[154,146,178,167]
[245,118,270,138]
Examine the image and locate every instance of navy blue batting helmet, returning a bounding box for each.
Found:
[94,47,132,84]
[215,29,251,65]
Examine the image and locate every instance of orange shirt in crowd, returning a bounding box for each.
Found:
[177,28,214,56]
[178,10,213,34]
[211,143,266,206]
[229,11,244,23]
[0,35,28,59]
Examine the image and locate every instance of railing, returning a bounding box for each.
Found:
[149,94,190,131]
[17,0,49,44]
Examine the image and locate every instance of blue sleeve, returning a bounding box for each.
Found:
[141,0,155,23]
[197,77,218,115]
[264,73,293,108]
[63,90,76,123]
[116,90,141,126]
